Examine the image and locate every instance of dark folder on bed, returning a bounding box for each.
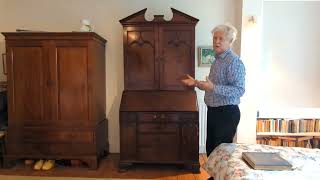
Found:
[242,152,293,170]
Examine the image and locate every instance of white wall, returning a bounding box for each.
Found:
[237,0,263,144]
[239,0,320,143]
[261,1,320,109]
[0,0,242,153]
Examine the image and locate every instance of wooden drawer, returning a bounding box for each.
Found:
[138,122,178,133]
[138,133,179,147]
[137,112,179,133]
[179,113,197,120]
[137,146,179,162]
[138,112,179,123]
[22,130,94,143]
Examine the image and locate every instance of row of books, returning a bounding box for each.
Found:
[256,118,320,133]
[256,138,320,148]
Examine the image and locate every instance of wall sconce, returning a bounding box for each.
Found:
[248,15,257,24]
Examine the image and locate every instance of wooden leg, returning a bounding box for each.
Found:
[82,157,98,170]
[100,148,109,158]
[184,162,200,174]
[118,162,133,173]
[3,157,17,168]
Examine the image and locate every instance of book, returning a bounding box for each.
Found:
[242,152,293,170]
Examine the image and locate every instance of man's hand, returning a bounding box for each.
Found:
[197,76,214,91]
[181,74,196,86]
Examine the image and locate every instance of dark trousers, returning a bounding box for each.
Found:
[206,105,240,157]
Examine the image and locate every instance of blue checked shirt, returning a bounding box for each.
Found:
[204,48,246,107]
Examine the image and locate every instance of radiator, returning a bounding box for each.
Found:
[199,103,207,153]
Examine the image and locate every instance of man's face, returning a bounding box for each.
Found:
[213,31,232,55]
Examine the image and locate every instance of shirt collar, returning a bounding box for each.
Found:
[215,48,231,60]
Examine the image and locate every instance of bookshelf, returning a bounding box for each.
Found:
[256,118,320,148]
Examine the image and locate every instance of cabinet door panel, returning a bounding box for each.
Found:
[181,117,199,162]
[56,45,88,126]
[159,26,195,90]
[124,26,157,90]
[7,44,44,127]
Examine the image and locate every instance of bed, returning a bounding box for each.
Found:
[202,143,320,180]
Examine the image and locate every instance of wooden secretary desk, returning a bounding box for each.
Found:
[1,32,108,169]
[119,8,200,172]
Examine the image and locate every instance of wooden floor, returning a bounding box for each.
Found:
[0,154,210,180]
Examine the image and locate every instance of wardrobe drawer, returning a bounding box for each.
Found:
[7,143,95,156]
[23,130,94,143]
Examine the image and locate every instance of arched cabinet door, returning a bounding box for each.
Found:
[120,8,198,91]
[123,26,158,90]
[158,25,195,90]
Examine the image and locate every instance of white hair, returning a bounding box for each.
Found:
[211,24,238,44]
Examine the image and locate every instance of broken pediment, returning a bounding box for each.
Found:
[119,8,199,25]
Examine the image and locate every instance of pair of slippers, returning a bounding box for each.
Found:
[25,159,55,170]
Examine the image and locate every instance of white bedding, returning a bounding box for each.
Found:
[202,143,320,180]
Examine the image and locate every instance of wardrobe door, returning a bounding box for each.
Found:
[158,25,195,90]
[124,26,158,90]
[6,41,45,128]
[54,41,89,127]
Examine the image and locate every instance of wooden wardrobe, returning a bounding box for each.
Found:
[119,8,200,172]
[2,32,108,169]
